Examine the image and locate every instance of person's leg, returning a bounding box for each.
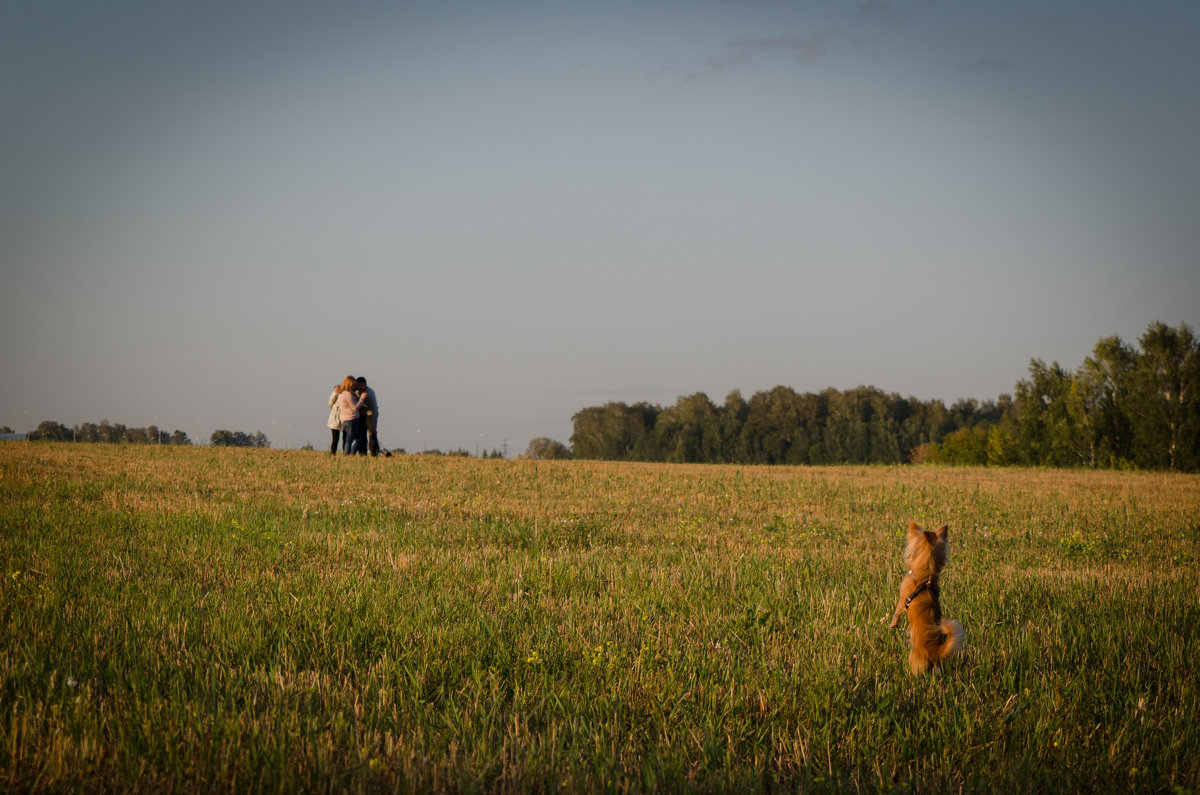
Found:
[330,428,340,455]
[356,416,368,455]
[342,420,355,454]
[368,415,379,456]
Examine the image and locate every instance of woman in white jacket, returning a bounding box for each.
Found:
[327,383,344,454]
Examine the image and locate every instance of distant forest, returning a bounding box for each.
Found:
[569,321,1200,472]
[26,421,191,446]
[24,422,271,448]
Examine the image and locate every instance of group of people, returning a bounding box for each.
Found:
[327,375,383,456]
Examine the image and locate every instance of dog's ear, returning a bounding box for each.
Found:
[935,524,949,541]
[907,522,922,540]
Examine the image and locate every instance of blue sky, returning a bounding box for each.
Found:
[3,0,1198,452]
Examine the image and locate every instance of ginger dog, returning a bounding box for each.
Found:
[889,522,965,674]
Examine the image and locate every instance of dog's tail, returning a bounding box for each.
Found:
[910,619,965,674]
[931,618,965,664]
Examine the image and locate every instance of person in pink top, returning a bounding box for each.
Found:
[335,375,367,455]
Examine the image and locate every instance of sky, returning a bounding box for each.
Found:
[3,0,1198,453]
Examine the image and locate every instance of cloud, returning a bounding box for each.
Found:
[959,58,1012,74]
[690,30,853,80]
[857,1,899,19]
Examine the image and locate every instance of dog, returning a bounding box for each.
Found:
[888,522,965,674]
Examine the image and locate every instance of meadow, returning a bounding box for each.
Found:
[1,444,1198,793]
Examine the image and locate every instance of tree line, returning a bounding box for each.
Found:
[23,422,274,449]
[569,321,1200,471]
[27,420,191,445]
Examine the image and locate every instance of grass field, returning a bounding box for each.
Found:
[2,444,1198,793]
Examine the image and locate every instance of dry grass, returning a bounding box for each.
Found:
[2,443,1198,792]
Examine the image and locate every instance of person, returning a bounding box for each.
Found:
[352,379,369,456]
[326,382,344,454]
[355,376,380,456]
[336,375,367,455]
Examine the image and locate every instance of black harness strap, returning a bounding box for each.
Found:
[905,577,940,609]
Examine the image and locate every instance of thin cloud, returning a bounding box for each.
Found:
[858,1,899,19]
[690,30,853,80]
[959,58,1012,74]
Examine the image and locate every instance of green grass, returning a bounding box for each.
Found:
[2,444,1198,792]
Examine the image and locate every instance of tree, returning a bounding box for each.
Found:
[719,390,750,462]
[900,399,954,458]
[927,425,991,465]
[741,386,818,464]
[819,387,905,464]
[1073,335,1136,467]
[1128,322,1200,471]
[821,389,868,464]
[650,392,721,463]
[524,437,571,460]
[986,424,1019,466]
[210,430,271,448]
[570,402,659,460]
[29,421,71,441]
[1014,359,1081,466]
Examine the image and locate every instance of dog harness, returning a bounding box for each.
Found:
[905,573,939,609]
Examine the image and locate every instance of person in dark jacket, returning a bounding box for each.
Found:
[356,376,380,456]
